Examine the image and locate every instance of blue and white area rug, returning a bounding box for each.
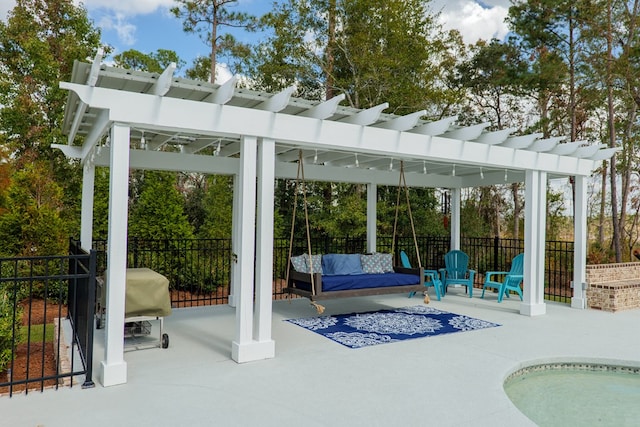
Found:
[285,305,500,349]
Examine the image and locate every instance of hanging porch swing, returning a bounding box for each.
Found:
[284,151,428,313]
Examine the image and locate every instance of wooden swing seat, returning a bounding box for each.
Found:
[285,264,425,301]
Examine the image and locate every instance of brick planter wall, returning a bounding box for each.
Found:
[586,263,640,312]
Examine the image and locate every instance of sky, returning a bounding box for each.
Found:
[0,0,511,81]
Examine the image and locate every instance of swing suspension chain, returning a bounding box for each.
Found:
[285,150,316,296]
[392,161,422,269]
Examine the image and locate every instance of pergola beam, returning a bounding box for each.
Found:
[67,48,103,144]
[59,83,600,177]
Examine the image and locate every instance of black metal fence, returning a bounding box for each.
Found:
[0,241,96,396]
[95,236,574,306]
[93,237,233,307]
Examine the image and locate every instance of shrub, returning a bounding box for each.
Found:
[0,287,22,373]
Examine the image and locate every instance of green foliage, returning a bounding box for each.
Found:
[129,171,195,240]
[0,0,102,256]
[198,175,233,239]
[92,168,110,240]
[0,286,22,373]
[0,0,102,157]
[19,323,54,344]
[0,162,68,257]
[248,0,463,114]
[113,49,186,73]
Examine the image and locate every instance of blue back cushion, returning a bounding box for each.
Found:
[322,254,364,276]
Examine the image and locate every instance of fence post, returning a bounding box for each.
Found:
[493,236,499,271]
[132,237,138,268]
[82,249,96,389]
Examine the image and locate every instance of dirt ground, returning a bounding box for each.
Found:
[0,300,66,395]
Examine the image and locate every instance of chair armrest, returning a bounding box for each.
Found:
[424,270,440,283]
[484,271,508,282]
[469,269,476,281]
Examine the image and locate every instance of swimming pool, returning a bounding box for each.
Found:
[504,360,640,426]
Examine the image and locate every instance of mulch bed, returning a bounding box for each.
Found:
[0,300,66,396]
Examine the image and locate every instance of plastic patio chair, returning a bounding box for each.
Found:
[439,250,476,298]
[400,250,444,301]
[481,253,524,303]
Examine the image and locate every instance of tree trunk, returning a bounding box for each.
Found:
[325,0,336,100]
[511,182,521,238]
[606,0,622,261]
[210,4,219,83]
[599,164,606,247]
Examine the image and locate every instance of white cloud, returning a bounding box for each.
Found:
[432,0,510,45]
[217,63,233,84]
[1,0,176,20]
[96,13,137,46]
[81,0,175,16]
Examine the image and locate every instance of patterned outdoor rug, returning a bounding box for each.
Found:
[285,305,500,349]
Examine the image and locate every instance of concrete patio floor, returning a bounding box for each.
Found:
[2,288,639,426]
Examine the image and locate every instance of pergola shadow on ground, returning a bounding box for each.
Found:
[56,51,614,386]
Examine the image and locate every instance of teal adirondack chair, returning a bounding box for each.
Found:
[400,250,444,301]
[481,253,524,303]
[439,250,475,298]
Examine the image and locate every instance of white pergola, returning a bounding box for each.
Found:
[56,52,615,387]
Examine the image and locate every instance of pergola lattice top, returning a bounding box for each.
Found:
[58,53,616,186]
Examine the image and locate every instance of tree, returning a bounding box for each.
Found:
[0,0,102,159]
[0,0,103,253]
[197,175,233,239]
[250,0,462,114]
[113,49,185,73]
[0,161,68,256]
[171,0,258,83]
[128,171,194,240]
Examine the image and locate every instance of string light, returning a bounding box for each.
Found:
[314,149,318,164]
[423,160,427,174]
[389,158,393,170]
[480,167,484,179]
[452,164,456,176]
[140,131,146,150]
[215,140,221,155]
[354,153,359,167]
[504,169,508,181]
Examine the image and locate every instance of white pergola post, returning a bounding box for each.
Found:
[232,135,257,361]
[228,172,241,308]
[522,170,547,316]
[253,138,276,356]
[366,183,377,253]
[572,176,588,309]
[450,188,461,250]
[100,123,130,386]
[232,135,273,362]
[80,162,95,251]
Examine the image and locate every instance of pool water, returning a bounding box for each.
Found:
[504,364,640,426]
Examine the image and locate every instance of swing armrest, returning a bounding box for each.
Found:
[288,268,323,294]
[393,266,425,286]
